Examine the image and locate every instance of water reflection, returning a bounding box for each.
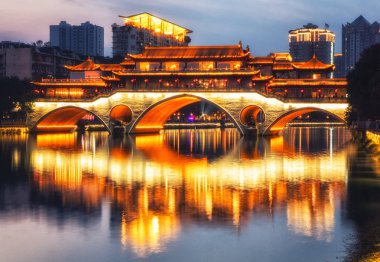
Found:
[0,127,358,261]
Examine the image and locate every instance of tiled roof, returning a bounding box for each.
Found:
[292,55,335,70]
[129,46,249,60]
[64,57,100,71]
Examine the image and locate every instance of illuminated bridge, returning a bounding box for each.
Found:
[27,90,347,136]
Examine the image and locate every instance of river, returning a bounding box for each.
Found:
[0,127,379,262]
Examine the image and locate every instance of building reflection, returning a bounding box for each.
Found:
[28,128,351,257]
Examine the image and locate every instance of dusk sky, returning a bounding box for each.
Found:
[1,0,380,56]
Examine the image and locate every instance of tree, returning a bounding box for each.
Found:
[184,36,191,45]
[346,44,380,124]
[0,77,35,121]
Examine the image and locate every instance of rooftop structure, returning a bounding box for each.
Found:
[112,13,192,57]
[120,12,192,40]
[289,24,335,64]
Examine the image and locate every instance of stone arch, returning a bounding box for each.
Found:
[240,105,265,127]
[264,107,346,136]
[32,106,111,133]
[129,94,244,135]
[109,104,133,125]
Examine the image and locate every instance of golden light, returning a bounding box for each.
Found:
[120,13,192,42]
[110,105,133,124]
[132,96,201,133]
[267,107,345,135]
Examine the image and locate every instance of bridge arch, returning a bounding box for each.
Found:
[264,107,345,136]
[109,104,133,125]
[240,105,265,127]
[129,94,244,135]
[32,106,111,133]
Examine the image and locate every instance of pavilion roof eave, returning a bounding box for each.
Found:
[31,81,107,87]
[64,57,101,71]
[291,55,335,71]
[291,64,335,71]
[252,76,274,82]
[100,76,121,82]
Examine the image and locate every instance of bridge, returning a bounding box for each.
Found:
[27,89,348,136]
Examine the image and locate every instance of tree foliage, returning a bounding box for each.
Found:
[0,77,35,120]
[347,44,380,122]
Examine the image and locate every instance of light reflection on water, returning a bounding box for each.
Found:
[0,127,370,261]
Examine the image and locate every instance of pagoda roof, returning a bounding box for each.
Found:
[31,78,107,87]
[273,53,292,62]
[99,64,124,71]
[120,57,135,66]
[129,45,249,60]
[250,56,274,65]
[273,61,294,71]
[64,57,100,71]
[291,55,335,70]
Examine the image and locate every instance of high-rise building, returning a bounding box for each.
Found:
[112,12,192,57]
[50,21,104,56]
[50,21,72,51]
[342,15,380,74]
[289,23,335,65]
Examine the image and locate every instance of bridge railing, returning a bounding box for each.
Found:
[34,87,348,103]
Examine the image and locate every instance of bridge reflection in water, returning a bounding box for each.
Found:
[28,128,351,258]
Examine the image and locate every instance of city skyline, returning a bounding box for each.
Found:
[1,0,380,57]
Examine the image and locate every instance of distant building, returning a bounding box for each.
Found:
[289,23,335,65]
[50,21,104,56]
[333,54,345,78]
[0,41,83,80]
[50,21,72,51]
[112,12,192,57]
[342,15,380,74]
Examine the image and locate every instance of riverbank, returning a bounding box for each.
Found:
[0,126,28,135]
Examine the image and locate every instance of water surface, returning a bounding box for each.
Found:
[0,127,379,262]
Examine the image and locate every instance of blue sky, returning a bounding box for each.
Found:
[1,0,379,56]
